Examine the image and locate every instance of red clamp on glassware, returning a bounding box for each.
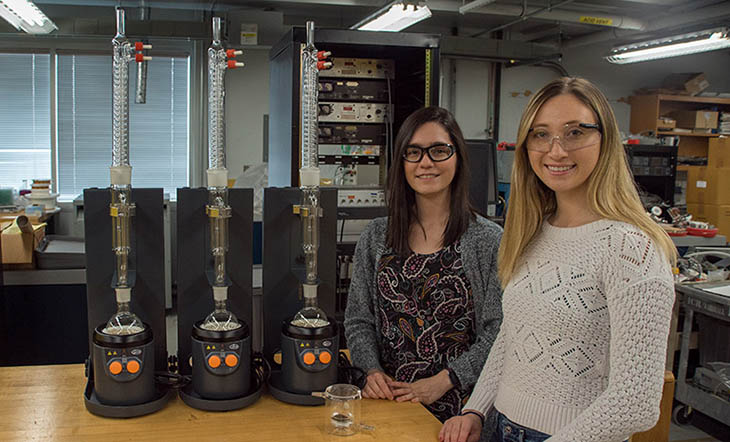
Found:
[135,42,152,51]
[227,60,244,69]
[317,61,332,70]
[135,53,152,63]
[226,49,243,58]
[317,50,331,60]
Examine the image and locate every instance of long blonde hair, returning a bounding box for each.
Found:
[498,77,677,288]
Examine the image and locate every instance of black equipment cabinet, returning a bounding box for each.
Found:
[1,284,88,366]
[466,139,499,216]
[268,27,440,187]
[624,144,678,205]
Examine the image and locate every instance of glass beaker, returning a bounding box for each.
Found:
[324,384,361,436]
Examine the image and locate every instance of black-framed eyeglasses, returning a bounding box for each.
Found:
[403,143,455,163]
[526,123,602,152]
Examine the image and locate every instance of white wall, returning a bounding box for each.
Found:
[498,65,559,144]
[452,59,492,140]
[224,48,270,179]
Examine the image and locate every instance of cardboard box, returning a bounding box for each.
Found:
[686,166,730,205]
[670,110,718,129]
[662,73,710,96]
[687,203,730,237]
[708,136,730,168]
[657,118,676,130]
[1,219,45,264]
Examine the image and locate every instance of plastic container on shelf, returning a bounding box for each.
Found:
[686,226,718,237]
[24,204,44,217]
[27,192,58,210]
[0,188,14,206]
[667,229,688,237]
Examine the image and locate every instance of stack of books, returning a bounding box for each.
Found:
[720,112,730,135]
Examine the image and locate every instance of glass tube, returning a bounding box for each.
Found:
[300,187,319,285]
[111,8,132,169]
[207,17,227,171]
[207,188,230,286]
[300,21,319,171]
[111,184,133,287]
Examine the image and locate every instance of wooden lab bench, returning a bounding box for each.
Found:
[0,364,442,441]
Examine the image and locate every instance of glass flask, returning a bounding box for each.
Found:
[103,301,145,335]
[201,299,241,331]
[291,289,330,328]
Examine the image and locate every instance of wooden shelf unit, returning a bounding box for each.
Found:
[629,94,730,157]
[656,131,718,137]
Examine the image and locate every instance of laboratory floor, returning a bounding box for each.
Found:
[670,409,730,442]
[670,421,718,441]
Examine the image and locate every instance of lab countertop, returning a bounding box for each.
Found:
[671,234,727,247]
[0,364,442,441]
[3,268,86,286]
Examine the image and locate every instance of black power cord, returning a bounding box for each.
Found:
[152,351,269,391]
[337,350,366,389]
[251,351,271,389]
[155,371,189,389]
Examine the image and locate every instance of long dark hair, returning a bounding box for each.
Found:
[386,106,475,255]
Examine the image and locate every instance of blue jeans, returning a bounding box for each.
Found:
[489,412,550,442]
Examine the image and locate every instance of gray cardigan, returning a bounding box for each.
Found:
[344,215,503,389]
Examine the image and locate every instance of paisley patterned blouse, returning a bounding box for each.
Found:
[375,240,476,422]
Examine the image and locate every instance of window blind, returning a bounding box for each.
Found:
[57,54,189,199]
[0,53,51,191]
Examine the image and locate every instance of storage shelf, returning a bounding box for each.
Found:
[630,94,728,158]
[655,94,730,105]
[336,206,387,220]
[318,154,380,165]
[657,131,719,137]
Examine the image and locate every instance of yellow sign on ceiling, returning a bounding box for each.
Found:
[579,16,614,26]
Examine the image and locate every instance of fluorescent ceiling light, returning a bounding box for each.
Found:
[605,27,730,64]
[458,0,496,15]
[351,2,432,32]
[0,0,57,34]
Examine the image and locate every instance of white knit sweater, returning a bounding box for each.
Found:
[464,219,675,442]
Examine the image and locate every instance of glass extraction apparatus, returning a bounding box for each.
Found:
[90,7,156,407]
[188,16,252,403]
[276,21,339,403]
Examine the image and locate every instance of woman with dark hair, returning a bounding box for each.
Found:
[344,106,503,422]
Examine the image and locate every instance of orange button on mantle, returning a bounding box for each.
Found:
[302,352,316,365]
[318,351,332,364]
[126,359,140,374]
[208,355,222,368]
[109,361,123,375]
[225,354,238,367]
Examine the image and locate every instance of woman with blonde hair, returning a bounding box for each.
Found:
[440,77,676,442]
